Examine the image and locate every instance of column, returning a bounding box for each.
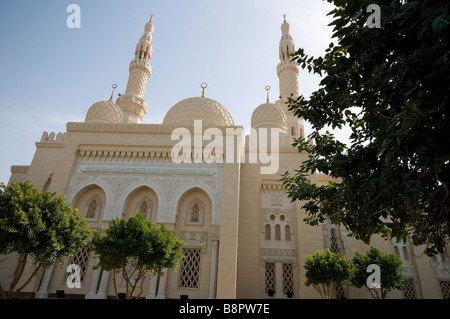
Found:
[85,267,101,299]
[275,262,284,298]
[96,270,110,299]
[146,271,158,299]
[208,240,219,299]
[35,265,54,298]
[156,268,167,299]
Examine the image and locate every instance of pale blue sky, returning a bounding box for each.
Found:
[0,0,342,184]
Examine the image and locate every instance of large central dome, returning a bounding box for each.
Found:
[163,96,234,127]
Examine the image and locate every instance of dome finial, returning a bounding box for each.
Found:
[283,14,287,23]
[109,84,118,101]
[265,85,271,103]
[150,13,154,23]
[201,83,208,98]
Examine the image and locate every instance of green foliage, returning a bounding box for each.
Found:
[283,0,450,256]
[91,212,183,299]
[0,180,92,299]
[350,247,404,299]
[304,249,351,299]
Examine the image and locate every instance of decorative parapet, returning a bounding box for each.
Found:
[40,131,66,143]
[36,131,66,148]
[10,165,30,174]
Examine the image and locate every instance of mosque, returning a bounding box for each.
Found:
[1,14,449,299]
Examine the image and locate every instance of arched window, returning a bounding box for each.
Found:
[275,225,281,240]
[185,198,205,226]
[83,195,102,221]
[285,225,291,240]
[191,203,200,222]
[265,224,271,240]
[139,201,148,214]
[86,199,97,219]
[134,198,153,221]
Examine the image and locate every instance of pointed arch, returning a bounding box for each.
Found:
[175,187,212,228]
[122,185,158,221]
[71,184,107,223]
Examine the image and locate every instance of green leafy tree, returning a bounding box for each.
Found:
[0,180,92,299]
[350,246,404,299]
[304,249,351,299]
[282,0,450,256]
[91,212,184,299]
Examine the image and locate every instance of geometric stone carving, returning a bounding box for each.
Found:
[150,178,192,204]
[100,176,140,201]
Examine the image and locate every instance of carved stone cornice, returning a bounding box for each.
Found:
[261,179,285,193]
[77,144,173,162]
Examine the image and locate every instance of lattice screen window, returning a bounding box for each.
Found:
[179,248,201,289]
[190,203,200,222]
[402,278,417,299]
[334,285,346,299]
[186,199,204,226]
[330,228,341,255]
[265,262,276,295]
[66,245,91,284]
[439,280,450,299]
[282,263,294,296]
[83,196,102,221]
[86,200,98,219]
[139,201,148,218]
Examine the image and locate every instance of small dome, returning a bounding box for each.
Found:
[251,102,287,132]
[163,97,234,127]
[85,100,123,124]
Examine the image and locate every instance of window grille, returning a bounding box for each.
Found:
[330,228,340,255]
[66,245,91,284]
[86,200,97,219]
[138,201,149,219]
[190,203,200,223]
[402,278,417,299]
[329,228,346,298]
[282,263,294,296]
[264,262,276,295]
[334,285,346,299]
[439,280,450,299]
[179,248,201,289]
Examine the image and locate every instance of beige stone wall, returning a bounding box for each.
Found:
[2,123,449,299]
[215,162,241,299]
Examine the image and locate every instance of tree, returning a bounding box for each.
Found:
[0,180,92,299]
[90,212,184,299]
[350,246,404,299]
[282,0,450,256]
[304,249,351,299]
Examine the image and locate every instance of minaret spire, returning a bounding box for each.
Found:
[116,15,154,123]
[277,14,299,99]
[276,14,304,138]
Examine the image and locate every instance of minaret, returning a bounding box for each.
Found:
[276,14,304,138]
[116,15,154,123]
